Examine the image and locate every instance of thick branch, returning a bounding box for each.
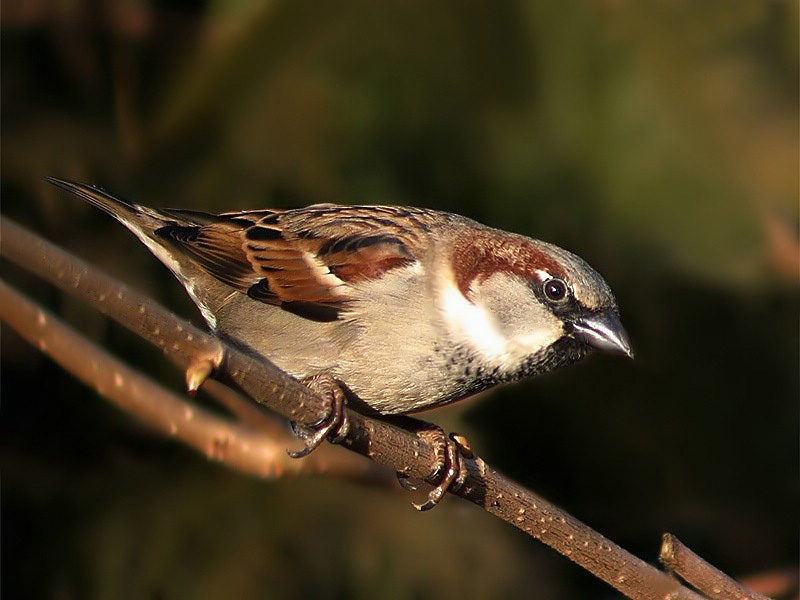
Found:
[0,218,441,481]
[660,534,770,600]
[1,216,705,599]
[0,279,381,481]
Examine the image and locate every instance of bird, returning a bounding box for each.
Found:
[46,177,632,506]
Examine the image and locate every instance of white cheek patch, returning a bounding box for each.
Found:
[507,329,561,357]
[441,283,509,361]
[441,278,564,371]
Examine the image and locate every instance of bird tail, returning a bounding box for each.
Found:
[45,176,231,330]
[44,176,197,286]
[43,177,170,234]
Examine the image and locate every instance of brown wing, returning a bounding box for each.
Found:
[154,205,431,322]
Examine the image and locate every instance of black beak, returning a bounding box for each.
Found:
[569,310,633,358]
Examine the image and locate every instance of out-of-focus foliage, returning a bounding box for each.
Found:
[2,1,797,599]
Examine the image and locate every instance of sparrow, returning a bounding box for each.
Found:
[46,177,632,503]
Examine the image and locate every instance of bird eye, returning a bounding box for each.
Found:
[543,278,568,302]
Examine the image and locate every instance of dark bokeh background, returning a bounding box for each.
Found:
[2,2,798,599]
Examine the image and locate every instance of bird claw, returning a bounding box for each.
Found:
[396,473,423,492]
[286,378,469,511]
[287,374,349,458]
[396,425,469,511]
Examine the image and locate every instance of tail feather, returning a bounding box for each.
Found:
[45,176,181,273]
[44,177,141,219]
[44,177,220,230]
[45,176,229,329]
[45,176,190,240]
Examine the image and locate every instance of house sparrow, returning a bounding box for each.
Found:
[46,177,632,505]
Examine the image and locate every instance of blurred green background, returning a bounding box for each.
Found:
[2,1,798,599]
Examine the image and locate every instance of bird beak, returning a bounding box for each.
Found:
[569,310,633,358]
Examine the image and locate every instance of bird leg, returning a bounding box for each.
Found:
[287,378,468,510]
[394,418,470,511]
[287,373,350,458]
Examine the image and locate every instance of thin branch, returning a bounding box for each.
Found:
[1,216,706,599]
[660,534,771,600]
[0,218,443,481]
[202,378,294,437]
[0,279,383,482]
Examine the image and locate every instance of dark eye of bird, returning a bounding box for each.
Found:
[543,278,568,302]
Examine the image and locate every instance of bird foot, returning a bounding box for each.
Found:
[396,423,471,511]
[287,373,350,458]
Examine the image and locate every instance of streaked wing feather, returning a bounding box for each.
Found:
[154,223,256,290]
[152,205,431,321]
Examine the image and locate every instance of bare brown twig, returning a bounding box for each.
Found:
[0,218,442,482]
[660,534,772,600]
[3,215,757,600]
[0,279,384,482]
